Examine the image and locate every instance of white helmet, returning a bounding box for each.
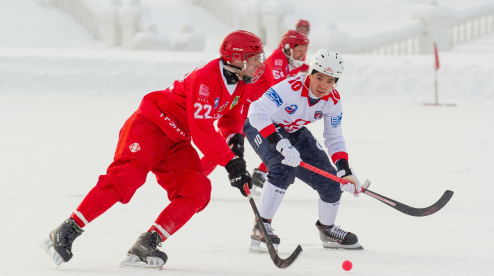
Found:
[308,49,344,81]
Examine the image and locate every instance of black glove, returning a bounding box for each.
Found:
[335,159,352,178]
[227,133,244,158]
[225,158,252,197]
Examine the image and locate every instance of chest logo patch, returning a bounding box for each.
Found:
[230,96,240,110]
[331,113,342,128]
[314,111,323,120]
[218,102,229,113]
[214,97,219,109]
[265,88,283,107]
[285,104,298,114]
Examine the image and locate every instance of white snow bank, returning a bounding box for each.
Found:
[0,48,217,96]
[0,0,105,49]
[1,47,493,104]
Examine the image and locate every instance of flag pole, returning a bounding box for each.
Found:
[434,67,438,105]
[424,42,454,106]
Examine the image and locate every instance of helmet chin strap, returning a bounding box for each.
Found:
[224,61,253,83]
[284,49,304,68]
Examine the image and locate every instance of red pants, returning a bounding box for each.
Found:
[70,113,211,241]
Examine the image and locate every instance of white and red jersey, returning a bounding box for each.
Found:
[244,48,305,121]
[136,58,250,167]
[247,74,348,163]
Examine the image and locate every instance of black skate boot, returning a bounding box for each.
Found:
[250,217,280,253]
[316,220,363,249]
[251,168,267,196]
[120,232,168,269]
[39,218,84,265]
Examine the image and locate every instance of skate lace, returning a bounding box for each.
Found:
[146,235,161,249]
[62,226,80,250]
[328,225,347,240]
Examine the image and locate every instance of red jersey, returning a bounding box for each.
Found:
[136,58,251,166]
[247,48,304,110]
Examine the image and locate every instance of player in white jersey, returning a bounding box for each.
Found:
[244,49,363,251]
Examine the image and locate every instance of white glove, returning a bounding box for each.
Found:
[337,168,362,198]
[276,139,301,167]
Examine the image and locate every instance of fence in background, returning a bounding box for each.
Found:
[41,0,205,51]
[188,0,494,54]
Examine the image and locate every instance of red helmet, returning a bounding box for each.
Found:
[281,30,309,51]
[296,19,310,29]
[220,30,264,63]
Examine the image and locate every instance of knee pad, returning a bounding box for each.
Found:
[95,175,127,203]
[319,185,343,204]
[266,165,297,190]
[175,172,212,213]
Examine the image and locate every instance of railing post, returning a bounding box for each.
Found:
[262,0,293,47]
[240,0,264,42]
[119,0,143,49]
[411,0,455,54]
[99,0,122,47]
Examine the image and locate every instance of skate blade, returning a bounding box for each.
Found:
[120,253,164,269]
[250,184,262,197]
[249,239,278,253]
[322,241,364,250]
[39,237,65,266]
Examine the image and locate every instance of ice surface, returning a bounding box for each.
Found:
[0,94,493,275]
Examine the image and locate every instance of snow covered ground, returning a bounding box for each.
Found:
[1,0,493,275]
[0,93,492,275]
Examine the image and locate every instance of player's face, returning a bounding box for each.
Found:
[292,45,307,61]
[310,73,336,98]
[296,26,309,36]
[241,53,265,77]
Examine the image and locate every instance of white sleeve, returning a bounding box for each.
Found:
[247,86,287,133]
[323,102,347,160]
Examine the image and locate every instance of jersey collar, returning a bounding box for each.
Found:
[301,75,332,106]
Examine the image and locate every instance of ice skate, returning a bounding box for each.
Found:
[316,220,363,250]
[39,218,84,265]
[251,168,267,197]
[249,218,280,253]
[120,232,168,269]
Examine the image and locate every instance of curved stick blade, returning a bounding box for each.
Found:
[363,189,454,217]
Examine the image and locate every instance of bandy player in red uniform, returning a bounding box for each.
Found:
[39,30,265,269]
[200,30,309,196]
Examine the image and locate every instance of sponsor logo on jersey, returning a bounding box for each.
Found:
[129,143,141,153]
[275,59,283,66]
[265,88,283,107]
[218,102,229,112]
[285,104,298,114]
[198,84,210,103]
[214,97,219,109]
[331,113,342,128]
[199,84,209,97]
[230,96,240,110]
[314,111,323,120]
[160,113,187,138]
[278,119,311,132]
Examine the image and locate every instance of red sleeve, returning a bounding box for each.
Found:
[187,79,234,167]
[331,152,349,163]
